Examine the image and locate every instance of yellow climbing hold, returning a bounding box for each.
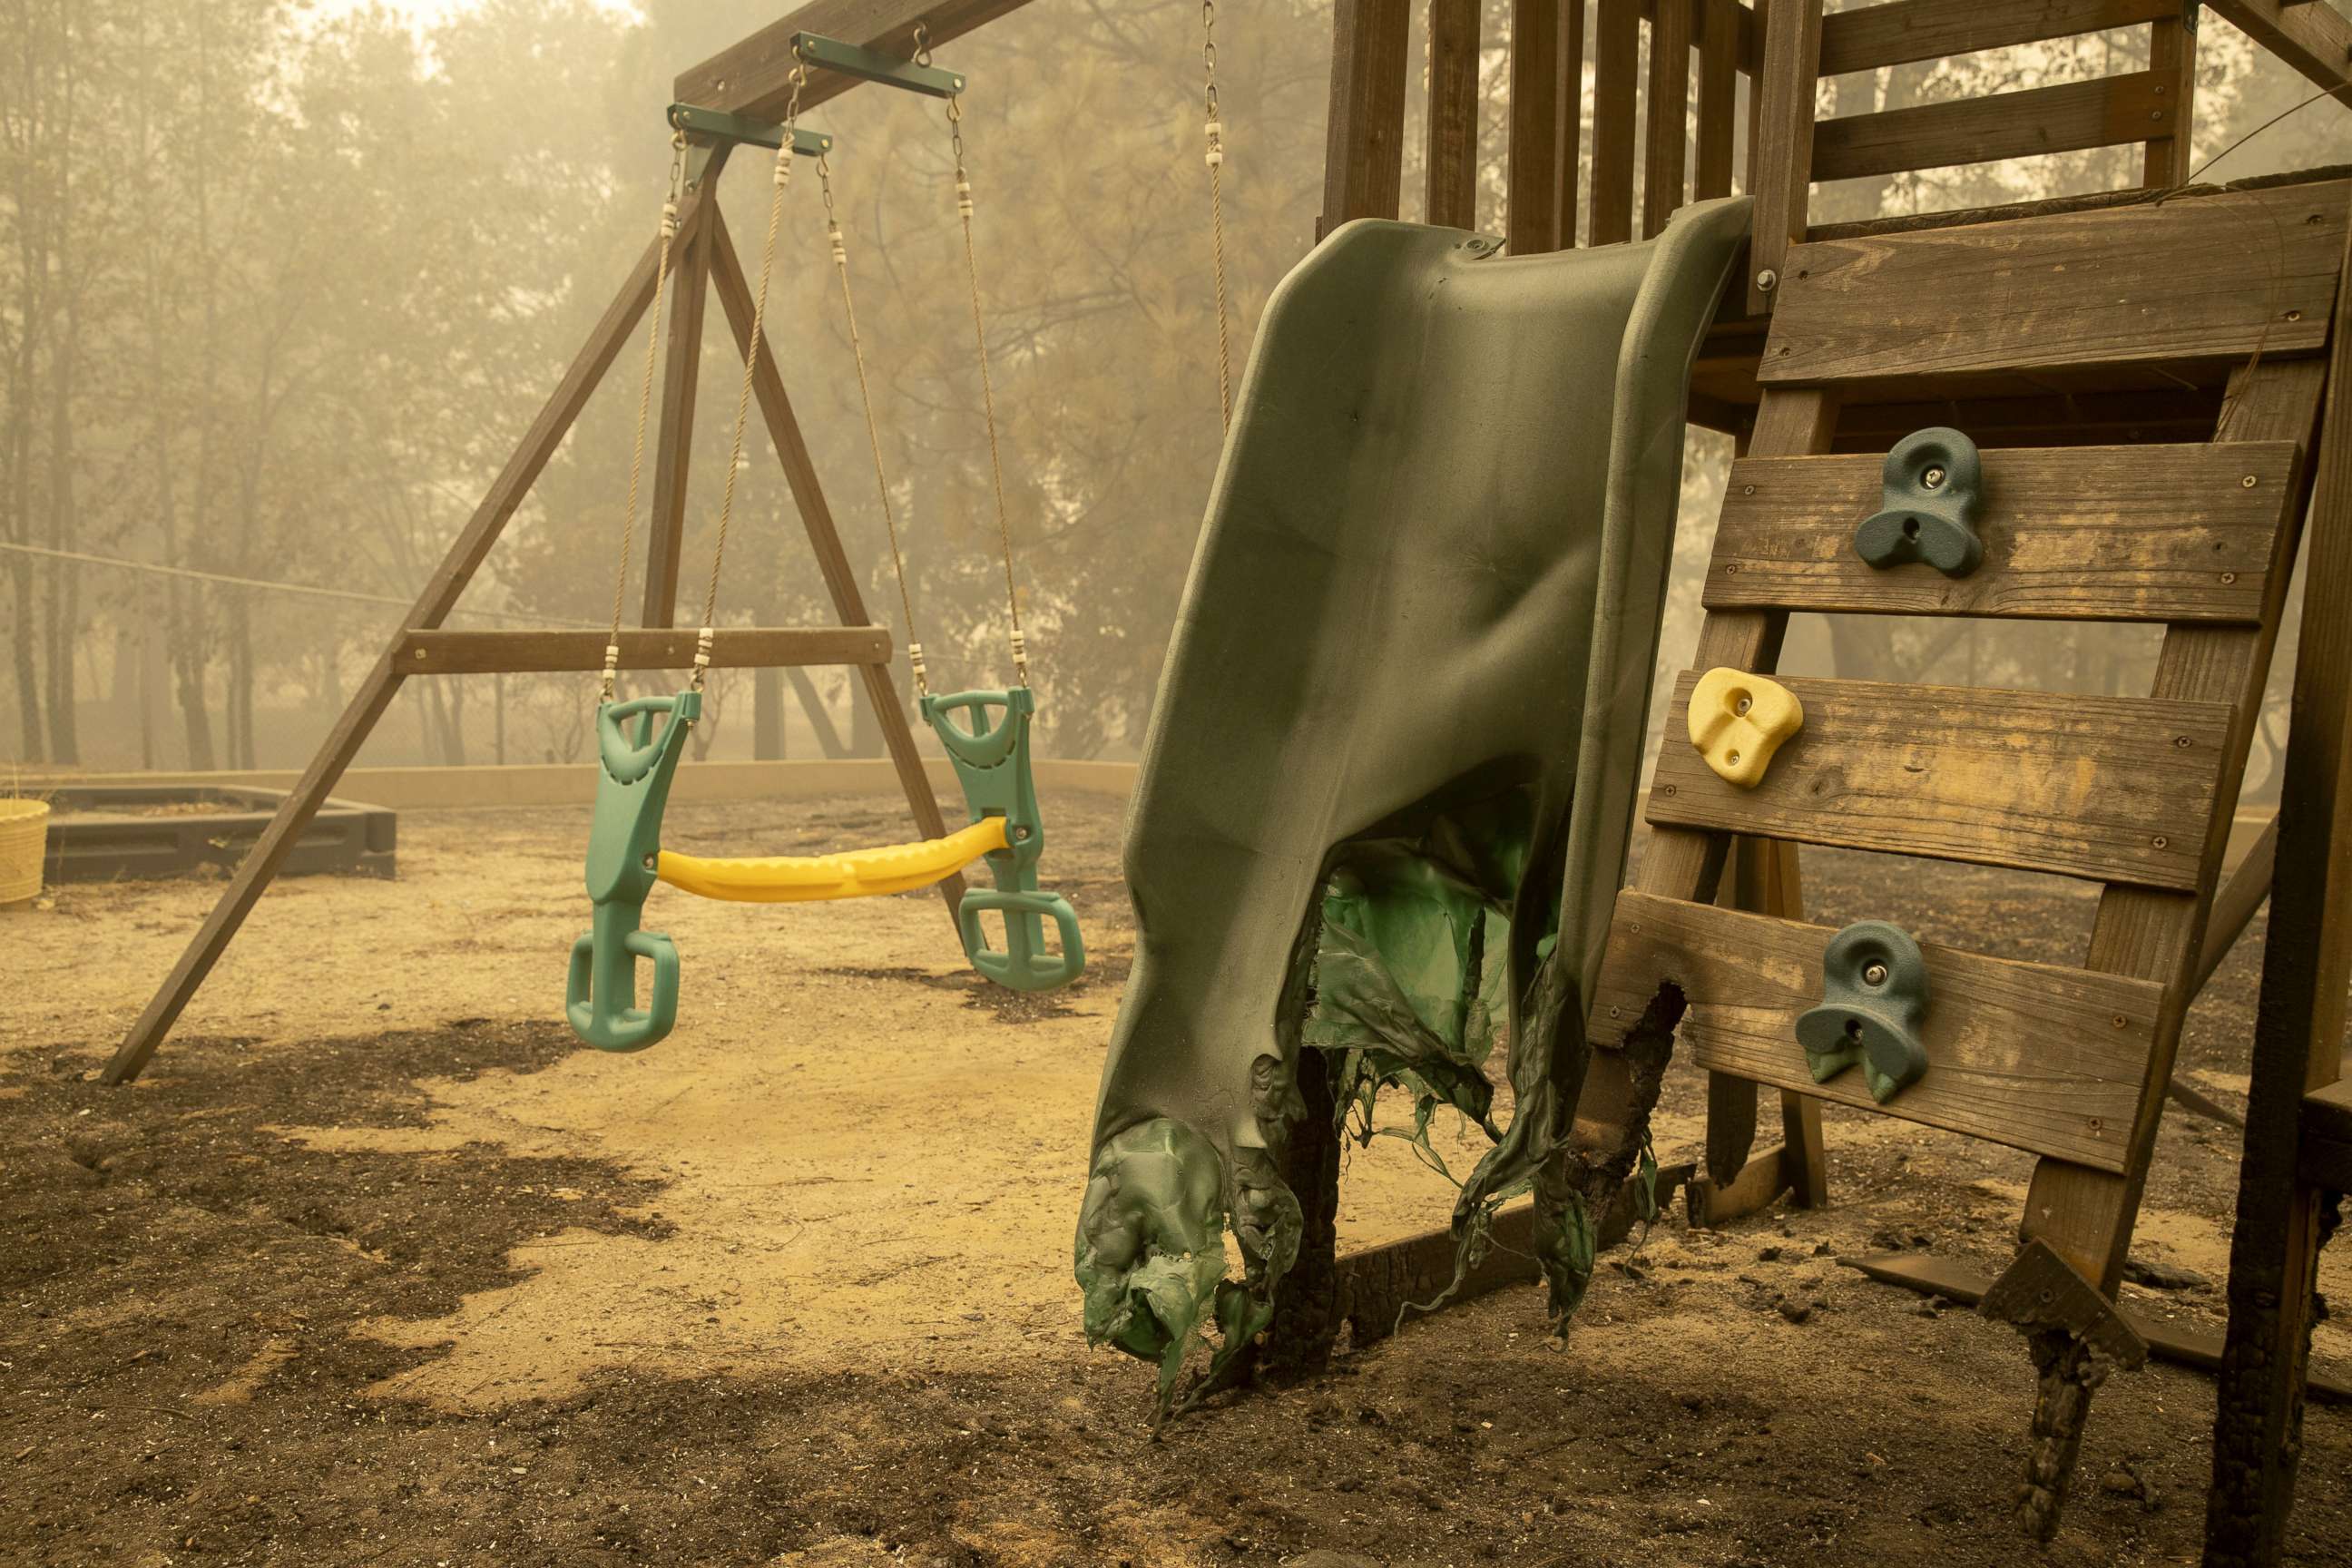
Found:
[1686,667,1804,789]
[656,815,1010,903]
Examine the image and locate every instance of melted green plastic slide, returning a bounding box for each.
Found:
[1074,198,1751,1405]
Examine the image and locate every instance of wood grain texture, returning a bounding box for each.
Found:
[1649,671,2236,888]
[1812,71,2170,184]
[673,0,1033,122]
[2141,8,2194,190]
[1643,0,1693,238]
[1705,441,2302,622]
[1555,0,1587,244]
[1765,183,2350,386]
[1590,0,1642,246]
[2205,0,2352,99]
[642,152,728,628]
[395,627,892,675]
[1818,0,2176,76]
[1694,0,1740,201]
[1426,0,1481,230]
[1507,0,1565,253]
[1594,892,2163,1170]
[1747,0,1824,311]
[1319,0,1416,235]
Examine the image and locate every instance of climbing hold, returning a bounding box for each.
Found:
[1853,426,1984,578]
[1794,920,1930,1102]
[1687,668,1804,789]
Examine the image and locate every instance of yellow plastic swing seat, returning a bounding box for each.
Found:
[654,816,1010,904]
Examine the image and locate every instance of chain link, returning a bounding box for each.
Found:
[921,23,1028,685]
[821,154,929,695]
[693,66,806,692]
[603,132,690,701]
[1202,0,1232,429]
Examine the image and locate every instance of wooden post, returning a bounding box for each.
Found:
[103,236,671,1085]
[1557,0,1587,246]
[1426,0,1480,230]
[2144,6,2199,190]
[1695,0,1740,201]
[1747,0,1822,311]
[1590,0,1641,245]
[1643,0,1693,237]
[705,206,965,915]
[1318,0,1415,239]
[2205,228,2352,1568]
[1508,0,1566,254]
[642,147,730,628]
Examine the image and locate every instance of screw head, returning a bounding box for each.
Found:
[2152,835,2170,849]
[1863,962,1889,986]
[2220,572,2238,584]
[2242,474,2259,488]
[1921,466,1947,490]
[1735,696,1752,715]
[642,854,657,870]
[1756,268,1779,293]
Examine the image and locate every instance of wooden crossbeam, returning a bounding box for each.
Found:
[395,627,893,675]
[1818,0,2178,77]
[2208,0,2352,98]
[1707,442,2301,622]
[1812,71,2174,183]
[673,0,1029,122]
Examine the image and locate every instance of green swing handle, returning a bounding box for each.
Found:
[565,902,681,1052]
[599,693,695,784]
[924,689,1024,769]
[960,887,1086,993]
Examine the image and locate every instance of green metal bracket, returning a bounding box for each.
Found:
[920,685,1083,992]
[1854,426,1984,578]
[1794,920,1930,1102]
[790,32,966,98]
[666,103,835,158]
[565,691,701,1052]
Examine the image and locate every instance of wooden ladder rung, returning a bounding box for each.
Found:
[1818,0,2179,78]
[394,626,894,675]
[1707,440,2302,624]
[1649,672,2236,889]
[1594,891,2165,1170]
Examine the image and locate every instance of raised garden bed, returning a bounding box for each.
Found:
[42,785,395,884]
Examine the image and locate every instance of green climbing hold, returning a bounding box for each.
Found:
[1795,919,1931,1102]
[1854,426,1984,578]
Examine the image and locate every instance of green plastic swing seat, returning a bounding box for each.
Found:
[1073,198,1754,1403]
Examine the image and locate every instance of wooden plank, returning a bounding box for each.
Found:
[1590,0,1642,246]
[1694,0,1740,201]
[705,207,963,914]
[2142,8,2195,191]
[1811,71,2170,184]
[2299,1081,2352,1191]
[395,627,892,675]
[1649,672,2235,889]
[2207,240,2352,1557]
[1596,892,2164,1170]
[672,0,1034,122]
[2206,0,2352,98]
[1765,183,2349,387]
[1644,0,1694,239]
[642,151,728,628]
[1507,0,1566,253]
[1818,0,2177,76]
[2191,813,2277,995]
[1426,0,1481,230]
[1319,0,1416,236]
[1705,441,2301,622]
[2023,358,2326,1296]
[1685,1144,1789,1227]
[1747,0,1823,309]
[1841,1253,2352,1402]
[102,239,670,1085]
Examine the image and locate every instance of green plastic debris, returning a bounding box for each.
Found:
[1075,197,1752,1403]
[921,685,1083,993]
[566,691,701,1053]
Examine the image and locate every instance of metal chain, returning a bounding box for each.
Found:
[820,154,929,696]
[919,24,1027,685]
[603,133,688,701]
[1202,0,1233,429]
[693,68,807,692]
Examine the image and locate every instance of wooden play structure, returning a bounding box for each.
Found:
[102,0,2349,1556]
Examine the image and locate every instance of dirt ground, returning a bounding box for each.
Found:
[4,789,2347,1567]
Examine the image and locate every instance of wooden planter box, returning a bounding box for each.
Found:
[43,785,395,884]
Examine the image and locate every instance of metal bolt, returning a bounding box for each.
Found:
[1756,268,1779,293]
[2288,309,2304,321]
[2112,1014,2129,1029]
[2152,835,2170,849]
[1661,784,1678,797]
[413,648,427,661]
[2175,735,2192,748]
[1735,696,1752,715]
[2220,572,2238,584]
[1863,962,1889,986]
[2242,474,2259,488]
[1741,484,1756,496]
[1727,749,1742,766]
[1922,466,1946,490]
[1608,1006,1622,1020]
[642,854,657,870]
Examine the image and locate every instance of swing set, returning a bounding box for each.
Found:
[568,34,1083,1052]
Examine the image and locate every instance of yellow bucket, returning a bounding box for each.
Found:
[0,799,50,905]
